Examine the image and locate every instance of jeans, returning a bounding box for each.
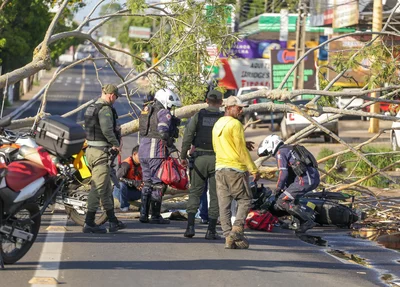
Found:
[199,185,209,221]
[113,182,141,208]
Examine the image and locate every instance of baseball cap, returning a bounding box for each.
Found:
[102,84,121,98]
[207,89,223,100]
[224,96,248,107]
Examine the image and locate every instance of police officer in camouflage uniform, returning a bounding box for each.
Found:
[83,84,126,233]
[138,88,182,224]
[181,89,224,240]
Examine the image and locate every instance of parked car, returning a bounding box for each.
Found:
[337,90,365,120]
[238,86,284,130]
[390,110,400,151]
[280,99,339,142]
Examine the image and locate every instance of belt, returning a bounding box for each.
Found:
[88,146,109,152]
[192,151,215,157]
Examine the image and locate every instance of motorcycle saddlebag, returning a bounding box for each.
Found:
[35,115,86,158]
[301,198,358,228]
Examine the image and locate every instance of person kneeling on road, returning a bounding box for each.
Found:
[257,135,320,233]
[113,145,143,212]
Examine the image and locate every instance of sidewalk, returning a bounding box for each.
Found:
[2,67,57,118]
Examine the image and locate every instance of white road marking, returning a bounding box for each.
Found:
[30,214,68,287]
[76,64,86,122]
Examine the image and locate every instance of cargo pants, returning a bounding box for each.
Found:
[186,154,219,219]
[215,169,252,237]
[86,146,114,212]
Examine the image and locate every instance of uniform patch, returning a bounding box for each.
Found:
[141,106,149,115]
[166,114,171,120]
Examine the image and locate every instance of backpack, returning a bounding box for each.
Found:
[291,144,318,176]
[245,210,279,232]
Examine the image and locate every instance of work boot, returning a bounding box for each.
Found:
[139,194,151,223]
[184,212,196,238]
[106,209,126,233]
[205,218,221,240]
[83,211,107,233]
[224,236,237,249]
[288,204,316,234]
[149,201,170,224]
[109,220,127,233]
[295,220,317,234]
[229,225,249,249]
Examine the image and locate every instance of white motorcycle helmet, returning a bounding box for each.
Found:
[154,88,182,109]
[257,134,284,157]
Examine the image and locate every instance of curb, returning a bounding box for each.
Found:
[7,65,63,120]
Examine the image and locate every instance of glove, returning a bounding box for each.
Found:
[273,189,282,197]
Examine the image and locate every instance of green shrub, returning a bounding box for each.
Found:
[317,146,400,188]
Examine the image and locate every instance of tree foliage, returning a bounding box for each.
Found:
[0,0,52,73]
[124,0,237,105]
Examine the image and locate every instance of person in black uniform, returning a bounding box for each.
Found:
[180,89,224,239]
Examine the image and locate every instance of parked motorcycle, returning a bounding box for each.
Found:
[0,116,111,227]
[0,145,74,267]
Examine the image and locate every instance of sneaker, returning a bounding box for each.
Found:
[200,219,209,224]
[120,207,129,212]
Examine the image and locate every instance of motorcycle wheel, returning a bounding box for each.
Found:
[64,179,108,226]
[0,203,41,264]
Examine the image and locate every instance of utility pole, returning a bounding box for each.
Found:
[293,0,307,91]
[368,0,382,133]
[234,0,241,32]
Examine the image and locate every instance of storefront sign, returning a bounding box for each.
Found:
[218,58,270,90]
[270,49,316,90]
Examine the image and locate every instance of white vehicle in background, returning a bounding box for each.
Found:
[337,89,365,120]
[280,99,339,143]
[238,86,283,130]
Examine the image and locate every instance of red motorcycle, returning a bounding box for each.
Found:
[0,115,86,268]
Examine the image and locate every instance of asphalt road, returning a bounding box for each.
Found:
[1,64,399,286]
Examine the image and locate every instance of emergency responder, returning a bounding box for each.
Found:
[181,89,224,240]
[138,88,182,224]
[212,96,260,249]
[113,145,143,212]
[83,84,126,233]
[257,134,320,233]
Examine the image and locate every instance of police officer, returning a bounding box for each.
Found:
[138,88,182,224]
[181,89,224,239]
[83,84,126,233]
[257,134,320,233]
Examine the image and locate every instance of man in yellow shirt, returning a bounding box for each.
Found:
[212,96,260,249]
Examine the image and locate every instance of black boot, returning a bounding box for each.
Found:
[106,209,126,233]
[149,201,170,224]
[139,194,151,223]
[83,211,107,233]
[184,213,196,238]
[205,218,221,240]
[288,204,316,234]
